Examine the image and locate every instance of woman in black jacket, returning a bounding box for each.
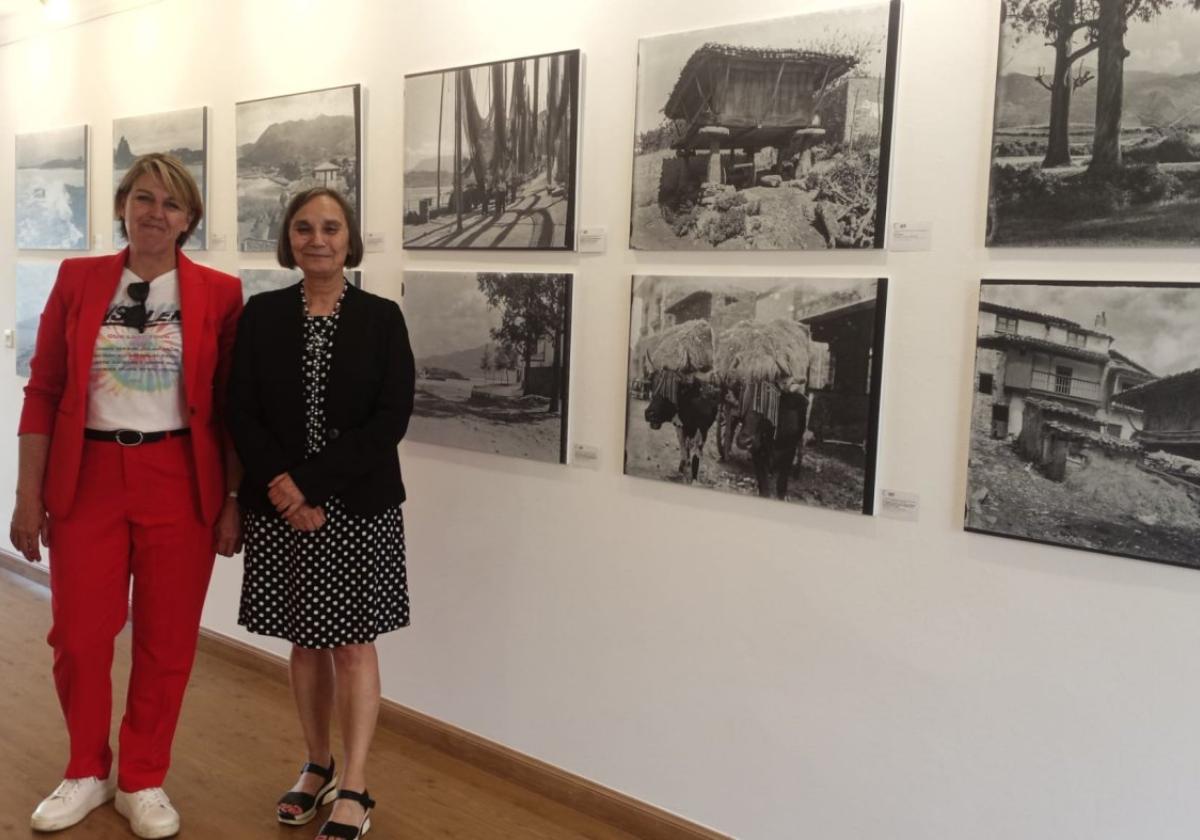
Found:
[227,187,414,840]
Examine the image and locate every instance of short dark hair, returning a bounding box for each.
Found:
[275,187,364,270]
[114,153,204,248]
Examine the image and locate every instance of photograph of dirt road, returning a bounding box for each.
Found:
[966,280,1200,568]
[402,271,571,463]
[629,2,899,250]
[403,50,579,250]
[988,2,1200,246]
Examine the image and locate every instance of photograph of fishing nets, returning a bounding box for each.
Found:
[403,49,580,250]
[624,275,887,514]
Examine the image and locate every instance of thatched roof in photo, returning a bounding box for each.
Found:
[644,319,715,373]
[715,319,811,385]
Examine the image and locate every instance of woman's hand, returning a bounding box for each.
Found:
[10,495,50,563]
[285,504,326,532]
[214,496,243,557]
[267,473,306,517]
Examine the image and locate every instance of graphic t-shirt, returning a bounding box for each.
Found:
[86,267,187,431]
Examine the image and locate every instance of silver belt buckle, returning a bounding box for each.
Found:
[115,429,144,446]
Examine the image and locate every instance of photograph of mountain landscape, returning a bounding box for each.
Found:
[629,2,900,251]
[16,126,88,250]
[402,271,572,462]
[988,2,1200,247]
[15,261,60,377]
[966,280,1200,569]
[114,107,207,249]
[403,50,579,250]
[236,84,361,252]
[238,268,361,302]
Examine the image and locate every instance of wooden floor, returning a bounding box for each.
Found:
[0,566,640,839]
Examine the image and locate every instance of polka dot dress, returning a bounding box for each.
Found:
[239,281,409,649]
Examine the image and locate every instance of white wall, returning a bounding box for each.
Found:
[5,1,1200,838]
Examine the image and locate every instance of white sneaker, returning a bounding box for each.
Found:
[114,787,180,839]
[30,775,117,831]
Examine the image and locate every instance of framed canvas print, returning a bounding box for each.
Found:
[236,84,361,252]
[965,280,1200,568]
[988,3,1200,246]
[402,271,572,463]
[238,268,361,302]
[15,261,61,377]
[629,1,900,251]
[624,275,887,514]
[16,126,89,250]
[403,49,580,250]
[113,106,208,250]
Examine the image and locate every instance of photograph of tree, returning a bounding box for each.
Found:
[966,280,1200,569]
[114,106,207,250]
[16,126,88,250]
[403,50,579,250]
[238,268,361,302]
[236,84,361,252]
[989,1,1200,246]
[15,261,60,377]
[624,275,887,514]
[629,1,900,251]
[402,271,572,463]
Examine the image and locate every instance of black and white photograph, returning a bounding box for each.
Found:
[16,126,88,250]
[113,106,207,250]
[403,49,579,250]
[988,2,1200,247]
[403,271,572,463]
[15,261,60,377]
[236,84,361,252]
[238,268,361,302]
[629,1,899,251]
[966,280,1200,569]
[625,275,886,514]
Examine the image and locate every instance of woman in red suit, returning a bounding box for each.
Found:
[9,153,243,839]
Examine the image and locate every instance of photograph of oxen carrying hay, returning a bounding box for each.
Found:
[629,1,900,251]
[625,276,887,515]
[236,84,361,252]
[966,280,1200,569]
[16,125,89,250]
[403,271,572,463]
[988,1,1200,247]
[113,106,207,249]
[403,49,579,250]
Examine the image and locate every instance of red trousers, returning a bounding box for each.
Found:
[47,437,215,791]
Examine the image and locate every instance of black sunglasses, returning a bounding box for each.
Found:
[120,281,150,333]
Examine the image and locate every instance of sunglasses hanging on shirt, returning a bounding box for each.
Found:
[120,281,150,333]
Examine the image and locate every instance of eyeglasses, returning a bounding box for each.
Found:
[120,281,150,333]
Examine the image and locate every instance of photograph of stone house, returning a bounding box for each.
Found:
[966,280,1200,568]
[625,275,886,514]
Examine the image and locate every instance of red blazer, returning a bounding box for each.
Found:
[18,249,243,526]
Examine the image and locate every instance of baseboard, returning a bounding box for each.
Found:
[195,627,729,840]
[1,552,727,839]
[0,548,50,585]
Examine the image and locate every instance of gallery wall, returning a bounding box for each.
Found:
[4,1,1200,838]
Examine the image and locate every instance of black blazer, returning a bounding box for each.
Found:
[227,282,415,516]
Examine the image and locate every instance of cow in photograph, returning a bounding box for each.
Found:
[642,320,719,483]
[716,319,814,500]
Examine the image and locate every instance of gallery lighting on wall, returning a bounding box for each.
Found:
[40,0,69,23]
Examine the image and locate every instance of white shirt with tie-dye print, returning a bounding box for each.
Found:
[86,267,187,431]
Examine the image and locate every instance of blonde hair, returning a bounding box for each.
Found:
[114,153,204,248]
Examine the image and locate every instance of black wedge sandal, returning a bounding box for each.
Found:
[314,789,374,839]
[276,757,339,826]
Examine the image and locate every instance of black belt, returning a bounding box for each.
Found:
[84,428,191,446]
